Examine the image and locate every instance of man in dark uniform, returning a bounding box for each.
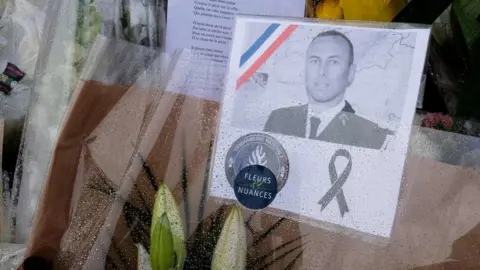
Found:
[264,30,392,150]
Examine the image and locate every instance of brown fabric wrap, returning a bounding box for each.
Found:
[26,81,130,261]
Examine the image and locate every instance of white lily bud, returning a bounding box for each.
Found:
[211,205,246,270]
[150,184,185,270]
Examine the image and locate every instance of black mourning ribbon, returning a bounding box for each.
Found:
[318,149,352,217]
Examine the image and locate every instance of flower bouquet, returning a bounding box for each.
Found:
[16,1,480,270]
[22,45,480,268]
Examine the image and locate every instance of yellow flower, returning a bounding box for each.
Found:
[316,0,344,19]
[211,205,246,270]
[314,0,405,21]
[339,0,405,22]
[150,184,185,270]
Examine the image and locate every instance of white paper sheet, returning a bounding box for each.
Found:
[165,0,305,101]
[209,16,431,238]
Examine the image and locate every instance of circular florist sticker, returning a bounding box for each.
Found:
[225,133,289,210]
[234,165,277,210]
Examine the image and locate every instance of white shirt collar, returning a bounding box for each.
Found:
[306,100,346,138]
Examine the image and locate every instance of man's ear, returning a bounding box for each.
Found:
[347,64,356,86]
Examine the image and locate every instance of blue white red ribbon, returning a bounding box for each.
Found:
[236,23,297,89]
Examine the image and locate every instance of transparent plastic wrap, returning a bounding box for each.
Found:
[22,23,480,270]
[10,0,168,245]
[23,41,222,268]
[13,32,162,248]
[0,0,45,152]
[0,243,25,269]
[0,0,45,115]
[8,0,84,245]
[113,0,167,48]
[0,0,46,246]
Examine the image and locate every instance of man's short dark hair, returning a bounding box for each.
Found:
[309,30,354,65]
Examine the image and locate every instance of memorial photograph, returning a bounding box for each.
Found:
[210,17,431,238]
[231,23,418,151]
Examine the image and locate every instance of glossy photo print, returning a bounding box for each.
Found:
[210,16,431,238]
[231,23,417,150]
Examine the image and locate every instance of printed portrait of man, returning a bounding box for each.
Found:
[263,30,393,150]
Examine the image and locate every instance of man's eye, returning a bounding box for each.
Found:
[310,59,319,64]
[329,59,339,64]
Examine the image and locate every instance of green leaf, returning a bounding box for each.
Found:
[181,141,190,238]
[252,218,285,247]
[184,206,228,269]
[257,243,304,270]
[247,234,307,268]
[138,153,159,191]
[452,1,480,118]
[120,0,136,42]
[197,140,214,224]
[393,0,452,24]
[453,0,480,55]
[447,6,470,79]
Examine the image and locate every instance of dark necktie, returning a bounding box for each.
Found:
[309,116,321,139]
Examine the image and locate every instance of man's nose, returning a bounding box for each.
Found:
[317,62,327,76]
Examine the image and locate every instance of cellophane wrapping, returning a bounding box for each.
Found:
[21,40,480,270]
[0,1,47,266]
[10,0,168,245]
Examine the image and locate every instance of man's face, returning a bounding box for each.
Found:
[305,35,355,103]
